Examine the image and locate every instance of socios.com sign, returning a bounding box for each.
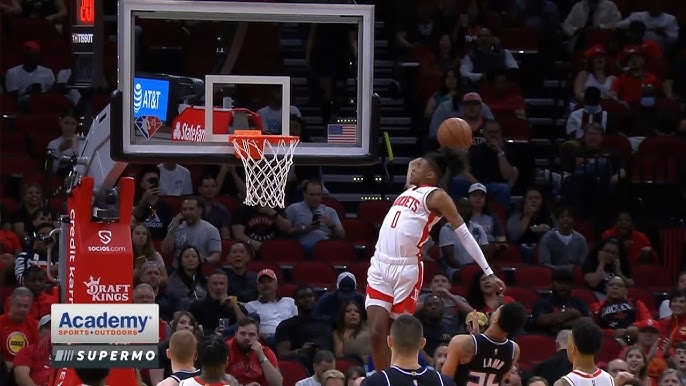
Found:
[132,77,170,120]
[52,304,159,344]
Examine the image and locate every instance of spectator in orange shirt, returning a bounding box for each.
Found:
[0,287,39,369]
[225,317,282,386]
[12,314,51,386]
[610,49,659,106]
[601,212,657,264]
[4,266,55,320]
[590,276,651,342]
[661,289,686,345]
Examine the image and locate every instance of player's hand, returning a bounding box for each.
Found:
[251,341,265,356]
[614,371,634,386]
[486,274,506,294]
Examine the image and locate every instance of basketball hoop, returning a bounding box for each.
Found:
[230,130,299,208]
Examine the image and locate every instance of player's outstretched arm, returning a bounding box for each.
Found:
[441,334,473,377]
[427,189,493,277]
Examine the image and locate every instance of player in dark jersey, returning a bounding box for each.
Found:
[363,314,456,386]
[442,303,527,386]
[157,330,201,386]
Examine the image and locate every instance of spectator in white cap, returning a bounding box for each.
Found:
[466,183,507,244]
[245,269,297,346]
[12,315,51,386]
[314,272,365,321]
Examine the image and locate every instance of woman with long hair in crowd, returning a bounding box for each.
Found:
[132,223,167,281]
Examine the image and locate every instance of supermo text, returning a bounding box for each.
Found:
[58,312,151,333]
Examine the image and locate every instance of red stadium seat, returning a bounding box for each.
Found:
[497,114,531,141]
[0,130,27,155]
[597,337,623,364]
[572,266,586,288]
[279,360,308,386]
[159,196,183,215]
[277,283,298,298]
[259,239,305,267]
[571,288,598,306]
[493,243,524,265]
[499,27,539,52]
[347,261,370,290]
[637,136,686,157]
[291,262,337,289]
[513,266,553,291]
[220,239,235,256]
[357,200,392,227]
[15,113,61,137]
[422,261,441,288]
[631,265,674,293]
[312,239,357,267]
[11,18,58,40]
[215,195,240,213]
[504,286,540,312]
[0,93,17,115]
[335,357,364,373]
[342,218,377,244]
[458,264,483,286]
[627,287,659,316]
[322,196,346,220]
[451,285,467,297]
[0,197,21,216]
[516,334,557,364]
[602,135,632,163]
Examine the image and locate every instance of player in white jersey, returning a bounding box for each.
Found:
[555,318,615,386]
[178,335,237,386]
[366,147,506,372]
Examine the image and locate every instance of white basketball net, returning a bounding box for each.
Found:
[232,136,299,208]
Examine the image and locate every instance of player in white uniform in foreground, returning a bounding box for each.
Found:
[555,318,615,386]
[366,147,506,371]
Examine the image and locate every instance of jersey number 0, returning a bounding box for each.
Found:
[390,211,401,228]
[467,371,499,386]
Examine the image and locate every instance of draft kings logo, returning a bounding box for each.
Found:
[52,304,159,344]
[84,276,130,302]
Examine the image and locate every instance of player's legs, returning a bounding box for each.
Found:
[366,304,393,371]
[366,257,395,371]
[366,257,423,371]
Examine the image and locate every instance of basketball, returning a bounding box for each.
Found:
[437,118,473,150]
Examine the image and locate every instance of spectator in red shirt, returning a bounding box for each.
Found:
[13,314,51,386]
[661,289,686,345]
[4,266,55,320]
[225,317,282,386]
[601,211,657,264]
[0,287,39,369]
[610,49,659,106]
[480,70,527,119]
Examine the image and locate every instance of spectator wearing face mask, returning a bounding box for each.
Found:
[566,87,609,140]
[314,272,365,322]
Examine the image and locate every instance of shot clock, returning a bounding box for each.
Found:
[71,0,106,88]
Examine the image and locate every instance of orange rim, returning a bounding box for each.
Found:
[229,130,299,160]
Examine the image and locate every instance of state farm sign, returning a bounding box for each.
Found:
[171,106,232,142]
[171,106,265,142]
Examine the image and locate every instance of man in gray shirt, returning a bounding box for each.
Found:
[538,206,588,271]
[286,180,345,253]
[162,196,222,265]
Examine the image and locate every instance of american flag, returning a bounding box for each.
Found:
[327,124,357,144]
